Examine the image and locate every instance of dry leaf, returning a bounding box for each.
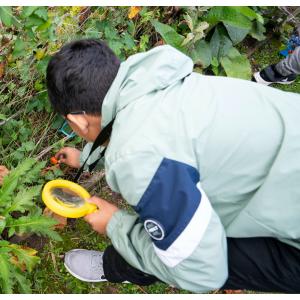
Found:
[43,207,67,229]
[128,6,141,19]
[0,62,5,79]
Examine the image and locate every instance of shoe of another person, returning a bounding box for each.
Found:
[64,249,107,282]
[253,64,297,85]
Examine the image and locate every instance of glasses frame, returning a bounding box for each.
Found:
[58,111,86,139]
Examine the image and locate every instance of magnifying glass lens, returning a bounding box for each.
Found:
[51,188,85,207]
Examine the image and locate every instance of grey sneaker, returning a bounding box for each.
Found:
[64,249,107,282]
[253,64,297,85]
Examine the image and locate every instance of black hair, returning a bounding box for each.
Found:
[46,39,120,116]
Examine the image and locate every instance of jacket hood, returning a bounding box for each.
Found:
[101,45,194,127]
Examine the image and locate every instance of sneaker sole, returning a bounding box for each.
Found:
[254,71,295,85]
[64,262,107,283]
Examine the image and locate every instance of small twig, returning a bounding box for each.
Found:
[35,136,69,160]
[49,241,59,273]
[0,110,23,126]
[137,285,147,294]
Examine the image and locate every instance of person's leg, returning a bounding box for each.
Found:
[275,46,300,76]
[64,245,159,285]
[222,237,300,293]
[65,238,300,292]
[102,245,159,285]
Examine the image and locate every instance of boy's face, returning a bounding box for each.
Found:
[66,113,101,142]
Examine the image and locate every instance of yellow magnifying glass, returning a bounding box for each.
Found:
[42,179,97,218]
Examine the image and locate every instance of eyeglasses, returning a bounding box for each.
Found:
[58,111,86,139]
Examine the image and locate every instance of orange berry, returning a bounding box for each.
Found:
[50,157,58,165]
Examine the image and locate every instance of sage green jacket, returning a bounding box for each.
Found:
[80,45,300,293]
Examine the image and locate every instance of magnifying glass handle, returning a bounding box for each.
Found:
[86,203,98,215]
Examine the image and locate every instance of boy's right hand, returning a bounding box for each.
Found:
[55,147,81,169]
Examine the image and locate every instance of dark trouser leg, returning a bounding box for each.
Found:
[102,245,159,285]
[222,237,300,293]
[103,238,300,292]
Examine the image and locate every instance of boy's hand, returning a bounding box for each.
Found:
[55,147,81,168]
[0,166,9,186]
[84,196,119,235]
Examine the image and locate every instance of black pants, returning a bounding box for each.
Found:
[102,237,300,293]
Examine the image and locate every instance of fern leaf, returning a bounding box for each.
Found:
[0,252,13,293]
[0,158,37,207]
[0,217,6,235]
[5,185,42,214]
[6,215,62,241]
[15,271,31,294]
[9,244,40,272]
[22,161,46,185]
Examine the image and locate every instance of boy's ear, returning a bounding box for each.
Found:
[66,113,89,134]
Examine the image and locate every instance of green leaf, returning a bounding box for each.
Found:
[9,244,40,272]
[232,7,258,20]
[12,38,26,58]
[123,32,135,49]
[220,47,251,80]
[151,20,185,51]
[0,252,13,293]
[249,20,266,41]
[20,6,39,18]
[0,218,6,235]
[15,271,31,293]
[6,216,62,241]
[0,159,37,206]
[224,24,250,45]
[0,6,12,27]
[205,7,253,29]
[209,26,233,59]
[7,185,42,213]
[25,15,44,28]
[34,7,48,21]
[189,40,212,68]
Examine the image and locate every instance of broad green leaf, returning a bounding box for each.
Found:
[205,7,253,29]
[20,6,38,18]
[12,38,26,58]
[209,26,233,59]
[151,20,185,51]
[249,20,266,41]
[108,40,123,57]
[233,7,258,20]
[224,24,250,45]
[34,7,48,21]
[0,252,13,293]
[25,15,44,28]
[0,6,12,27]
[123,32,135,49]
[189,40,212,68]
[220,47,251,80]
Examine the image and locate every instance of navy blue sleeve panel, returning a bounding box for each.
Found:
[134,158,201,251]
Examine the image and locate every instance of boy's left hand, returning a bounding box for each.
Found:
[84,196,119,235]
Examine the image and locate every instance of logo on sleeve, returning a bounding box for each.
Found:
[144,219,165,240]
